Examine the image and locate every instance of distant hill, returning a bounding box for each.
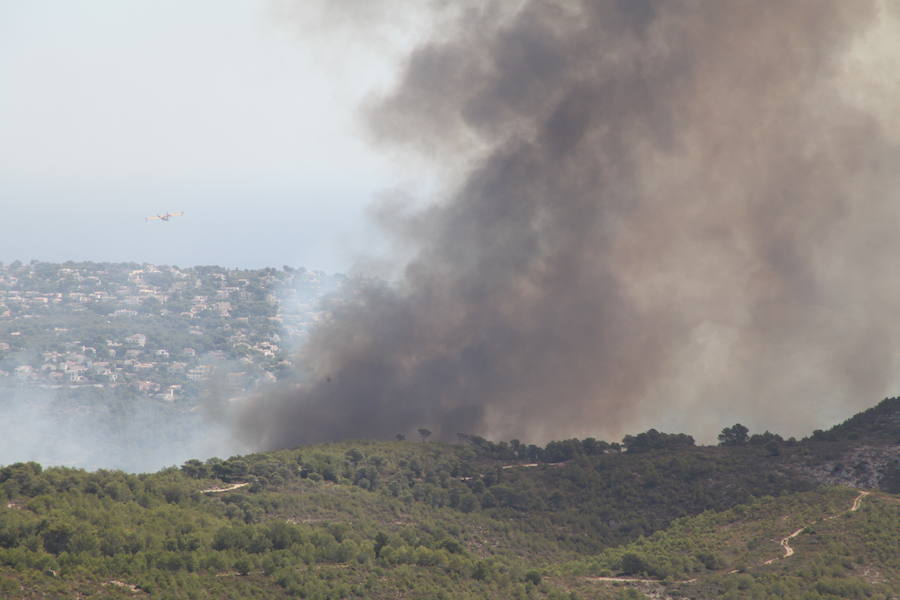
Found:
[0,260,344,402]
[0,260,346,472]
[786,397,900,493]
[0,398,896,598]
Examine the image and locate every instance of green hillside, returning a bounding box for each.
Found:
[824,397,900,443]
[0,399,897,599]
[557,487,898,599]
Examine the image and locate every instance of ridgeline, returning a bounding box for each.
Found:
[0,399,897,599]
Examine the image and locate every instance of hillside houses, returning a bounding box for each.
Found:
[125,333,147,347]
[0,261,343,402]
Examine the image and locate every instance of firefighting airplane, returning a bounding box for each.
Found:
[145,211,184,222]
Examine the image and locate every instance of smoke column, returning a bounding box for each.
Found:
[237,0,900,448]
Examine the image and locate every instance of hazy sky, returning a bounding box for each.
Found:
[0,0,426,272]
[5,1,900,458]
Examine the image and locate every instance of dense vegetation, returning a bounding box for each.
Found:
[0,398,896,598]
[824,396,900,443]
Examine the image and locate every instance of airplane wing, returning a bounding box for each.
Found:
[145,216,161,221]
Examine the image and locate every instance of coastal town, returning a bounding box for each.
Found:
[0,261,343,403]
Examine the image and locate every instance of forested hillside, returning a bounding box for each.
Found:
[0,399,896,599]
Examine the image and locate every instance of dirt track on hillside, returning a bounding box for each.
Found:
[763,490,870,565]
[584,489,872,588]
[201,482,249,493]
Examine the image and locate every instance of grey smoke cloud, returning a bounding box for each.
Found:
[237,0,900,449]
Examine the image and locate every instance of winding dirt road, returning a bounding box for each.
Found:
[586,488,872,587]
[763,490,869,565]
[763,527,804,564]
[850,490,870,512]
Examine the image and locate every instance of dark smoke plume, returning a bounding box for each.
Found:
[238,0,900,448]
